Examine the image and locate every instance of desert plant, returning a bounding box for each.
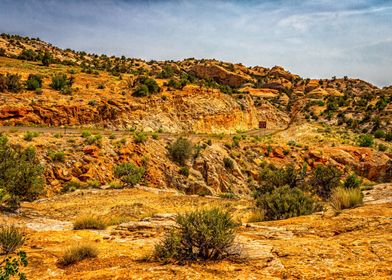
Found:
[133,131,147,144]
[179,166,189,177]
[73,216,107,230]
[25,74,43,90]
[374,130,385,139]
[168,137,193,165]
[132,84,149,97]
[385,131,392,142]
[0,136,44,210]
[58,244,98,266]
[154,208,239,262]
[309,164,342,199]
[255,185,320,221]
[41,51,53,66]
[113,162,145,186]
[329,187,363,211]
[378,143,388,152]
[0,226,27,280]
[343,173,361,189]
[223,157,234,170]
[357,134,374,147]
[5,73,23,93]
[48,151,65,162]
[81,130,91,138]
[0,225,25,255]
[23,131,39,141]
[50,73,73,91]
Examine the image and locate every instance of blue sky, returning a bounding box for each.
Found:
[0,0,391,87]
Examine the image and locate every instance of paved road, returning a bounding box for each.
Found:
[0,125,279,140]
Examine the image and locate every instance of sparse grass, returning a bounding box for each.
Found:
[0,225,25,254]
[23,131,39,141]
[330,187,363,212]
[247,209,265,223]
[73,215,107,230]
[58,244,98,266]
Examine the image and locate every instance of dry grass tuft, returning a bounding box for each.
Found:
[330,187,363,212]
[58,244,98,266]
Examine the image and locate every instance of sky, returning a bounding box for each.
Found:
[0,0,391,87]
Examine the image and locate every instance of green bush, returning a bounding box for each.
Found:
[5,73,23,93]
[378,143,388,152]
[23,131,39,141]
[41,51,53,66]
[343,173,361,189]
[133,131,147,144]
[18,49,38,61]
[0,225,25,255]
[255,185,320,221]
[132,84,149,97]
[73,216,107,230]
[179,166,189,177]
[48,151,65,162]
[168,137,193,165]
[81,130,91,138]
[374,130,385,139]
[385,131,392,142]
[0,226,28,280]
[50,73,74,92]
[330,187,363,212]
[309,164,342,199]
[25,74,43,91]
[0,136,44,210]
[154,208,239,262]
[61,181,82,193]
[223,157,234,170]
[113,162,145,186]
[58,244,98,266]
[255,163,306,196]
[358,134,374,147]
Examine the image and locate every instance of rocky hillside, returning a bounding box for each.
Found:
[0,33,390,137]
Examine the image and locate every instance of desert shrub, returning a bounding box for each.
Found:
[374,129,385,139]
[50,73,73,92]
[85,134,102,146]
[132,84,149,97]
[5,73,23,93]
[41,51,53,66]
[179,166,189,177]
[0,225,25,255]
[309,164,342,199]
[330,187,363,211]
[0,48,5,56]
[61,181,82,193]
[154,208,239,262]
[157,65,174,78]
[133,131,147,144]
[343,173,361,189]
[23,131,39,141]
[81,130,91,138]
[223,157,234,170]
[18,49,38,61]
[168,137,193,165]
[0,136,44,210]
[58,244,98,266]
[113,162,145,186]
[378,143,387,152]
[219,192,238,199]
[48,151,65,162]
[385,131,392,142]
[255,163,306,196]
[0,74,6,92]
[0,226,28,280]
[73,216,107,230]
[357,134,374,147]
[151,132,159,140]
[255,185,320,221]
[25,74,43,90]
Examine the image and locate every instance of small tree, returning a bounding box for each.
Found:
[113,162,145,186]
[41,51,52,67]
[168,137,193,165]
[0,135,44,210]
[309,164,341,199]
[25,74,43,91]
[154,208,239,262]
[358,134,374,147]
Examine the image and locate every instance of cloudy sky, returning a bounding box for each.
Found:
[0,0,391,86]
